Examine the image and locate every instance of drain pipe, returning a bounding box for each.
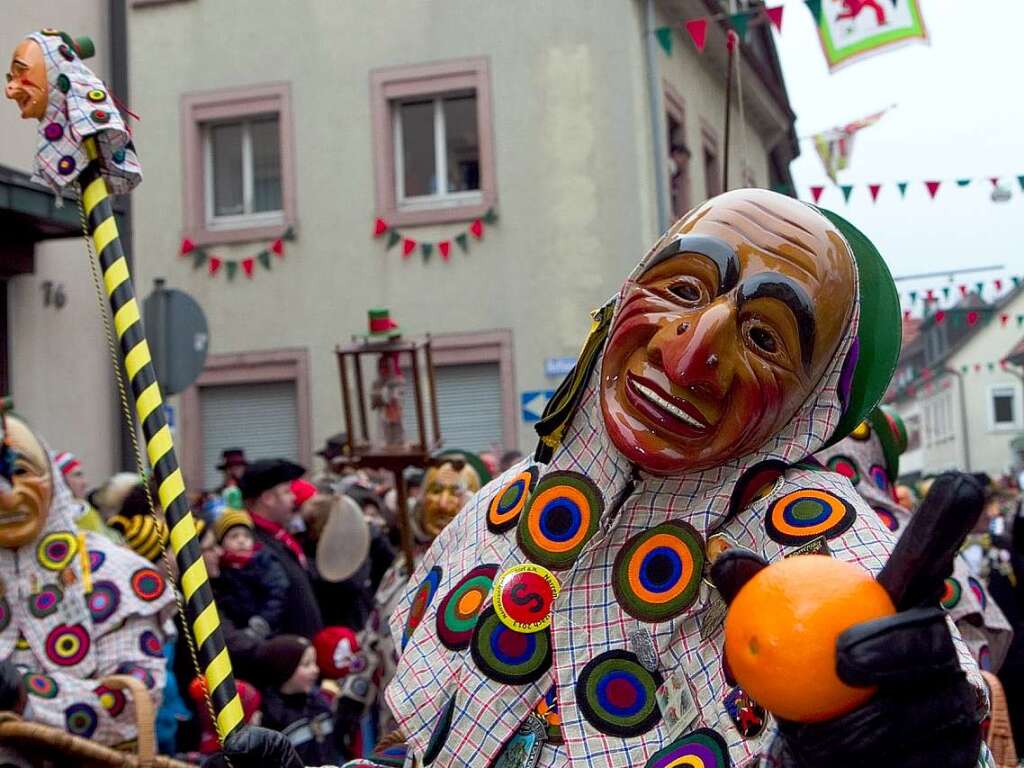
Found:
[943,367,972,471]
[643,0,670,234]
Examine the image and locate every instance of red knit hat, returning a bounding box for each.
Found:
[313,626,360,679]
[189,676,262,753]
[291,478,317,508]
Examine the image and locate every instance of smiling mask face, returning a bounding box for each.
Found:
[4,39,48,120]
[600,189,856,475]
[0,416,53,548]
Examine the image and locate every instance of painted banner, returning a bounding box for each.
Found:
[816,0,928,71]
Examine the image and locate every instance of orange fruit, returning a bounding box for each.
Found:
[723,555,895,723]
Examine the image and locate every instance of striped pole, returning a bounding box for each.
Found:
[79,137,243,741]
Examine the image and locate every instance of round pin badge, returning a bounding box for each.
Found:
[492,563,560,633]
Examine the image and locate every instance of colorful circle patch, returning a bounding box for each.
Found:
[112,148,126,164]
[89,550,105,572]
[402,566,442,650]
[471,607,552,685]
[873,507,899,532]
[87,88,107,103]
[131,567,165,601]
[58,44,75,61]
[368,743,407,767]
[728,460,787,517]
[139,630,164,658]
[645,727,730,767]
[868,465,889,492]
[95,684,126,717]
[968,576,987,610]
[57,156,76,175]
[422,695,455,765]
[941,577,962,610]
[46,624,90,667]
[535,686,562,743]
[24,673,58,699]
[43,122,63,142]
[37,531,78,571]
[516,471,603,571]
[65,702,98,738]
[29,584,63,618]
[91,109,110,124]
[613,521,704,622]
[487,467,538,533]
[492,563,560,633]
[575,649,663,738]
[89,581,121,623]
[765,489,856,546]
[117,663,156,689]
[826,456,861,486]
[57,74,70,93]
[436,564,498,650]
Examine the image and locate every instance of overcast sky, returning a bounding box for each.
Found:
[772,0,1022,309]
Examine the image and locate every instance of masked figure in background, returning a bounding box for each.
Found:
[336,451,490,758]
[816,406,1012,671]
[371,355,405,448]
[0,414,174,765]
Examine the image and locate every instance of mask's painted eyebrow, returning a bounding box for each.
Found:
[738,273,816,372]
[640,234,739,295]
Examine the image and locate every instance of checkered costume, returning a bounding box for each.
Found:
[0,453,174,766]
[25,30,142,197]
[816,421,1013,672]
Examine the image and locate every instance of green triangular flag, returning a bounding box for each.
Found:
[960,365,969,374]
[192,249,208,269]
[988,362,996,372]
[804,0,823,24]
[1017,314,1024,327]
[482,208,498,225]
[840,184,853,203]
[956,178,971,187]
[226,261,238,280]
[421,242,433,260]
[976,281,984,295]
[257,251,271,270]
[729,12,750,40]
[1018,175,1024,192]
[386,230,401,250]
[455,232,469,253]
[1013,276,1021,288]
[282,226,296,241]
[655,27,673,56]
[942,286,950,300]
[909,290,918,303]
[951,314,962,328]
[897,182,908,198]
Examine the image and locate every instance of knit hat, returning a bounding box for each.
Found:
[189,676,261,754]
[52,451,80,477]
[313,626,360,679]
[213,508,253,543]
[291,479,317,509]
[254,635,313,689]
[107,514,168,561]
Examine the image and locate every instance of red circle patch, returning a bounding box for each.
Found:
[493,564,560,632]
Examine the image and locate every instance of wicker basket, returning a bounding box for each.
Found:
[0,674,194,767]
[982,671,1018,768]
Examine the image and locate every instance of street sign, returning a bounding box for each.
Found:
[544,356,576,378]
[521,390,555,423]
[143,279,209,395]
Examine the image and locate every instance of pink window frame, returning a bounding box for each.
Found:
[663,81,691,218]
[370,57,497,227]
[700,118,722,200]
[427,329,516,450]
[179,348,311,489]
[180,82,297,246]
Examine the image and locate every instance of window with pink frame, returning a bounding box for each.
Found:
[371,57,496,227]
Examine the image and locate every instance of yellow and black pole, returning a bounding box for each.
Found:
[79,137,243,740]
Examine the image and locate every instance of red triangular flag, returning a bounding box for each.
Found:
[180,237,195,256]
[959,284,968,297]
[974,363,981,372]
[242,258,254,278]
[373,217,388,237]
[967,310,979,326]
[469,219,484,239]
[209,257,222,276]
[868,183,881,202]
[925,180,941,199]
[765,5,784,32]
[990,177,1000,188]
[925,288,934,301]
[934,310,945,324]
[439,241,451,261]
[402,238,417,257]
[1001,313,1010,327]
[810,185,824,203]
[994,279,1003,291]
[271,239,284,256]
[685,18,708,53]
[902,309,911,320]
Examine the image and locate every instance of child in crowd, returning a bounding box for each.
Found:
[213,508,289,638]
[256,635,338,765]
[187,677,263,755]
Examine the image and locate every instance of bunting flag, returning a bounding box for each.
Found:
[813,0,928,72]
[925,180,941,199]
[804,0,823,24]
[897,277,1024,321]
[868,183,881,202]
[840,184,853,203]
[655,27,673,56]
[897,181,908,198]
[810,185,824,203]
[374,208,498,262]
[765,6,784,32]
[668,5,784,55]
[809,106,893,183]
[800,174,1024,206]
[181,226,295,281]
[684,18,708,53]
[729,12,750,41]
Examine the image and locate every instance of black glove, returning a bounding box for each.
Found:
[0,660,24,713]
[334,693,365,759]
[712,472,986,768]
[200,726,305,768]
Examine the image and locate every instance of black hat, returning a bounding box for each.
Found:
[238,458,305,501]
[316,433,349,460]
[217,448,248,471]
[253,635,312,689]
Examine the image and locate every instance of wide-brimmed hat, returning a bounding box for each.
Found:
[316,432,350,460]
[238,458,305,501]
[217,448,248,471]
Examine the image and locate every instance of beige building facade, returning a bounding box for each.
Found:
[5,1,799,493]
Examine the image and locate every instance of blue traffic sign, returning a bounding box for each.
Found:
[521,390,555,423]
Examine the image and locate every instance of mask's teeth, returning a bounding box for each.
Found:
[634,383,702,428]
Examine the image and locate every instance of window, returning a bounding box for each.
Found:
[663,83,690,218]
[923,392,955,447]
[989,385,1020,431]
[182,83,296,245]
[701,123,721,200]
[371,58,496,227]
[905,413,921,452]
